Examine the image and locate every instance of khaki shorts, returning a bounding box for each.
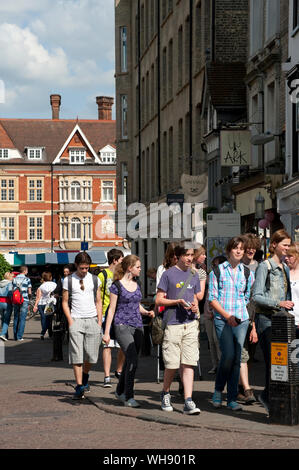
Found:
[162,320,199,369]
[69,317,102,364]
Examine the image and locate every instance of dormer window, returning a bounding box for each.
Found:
[27,148,42,159]
[101,151,116,164]
[0,149,9,159]
[69,148,86,164]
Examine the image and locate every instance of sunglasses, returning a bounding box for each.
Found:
[79,279,85,291]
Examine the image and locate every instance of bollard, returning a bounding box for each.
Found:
[51,324,64,361]
[269,309,299,425]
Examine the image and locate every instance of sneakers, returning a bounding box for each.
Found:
[115,391,126,403]
[0,335,7,342]
[227,401,243,411]
[258,393,269,415]
[243,389,255,404]
[161,392,173,412]
[212,390,222,408]
[72,384,85,400]
[183,398,200,415]
[124,398,140,408]
[115,371,121,380]
[83,384,90,393]
[208,367,217,375]
[103,376,112,388]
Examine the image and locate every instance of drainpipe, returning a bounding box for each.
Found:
[189,0,193,175]
[157,0,161,195]
[137,0,142,201]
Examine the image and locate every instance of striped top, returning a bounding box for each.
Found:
[208,261,254,322]
[13,274,32,302]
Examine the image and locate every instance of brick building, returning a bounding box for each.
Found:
[0,95,124,264]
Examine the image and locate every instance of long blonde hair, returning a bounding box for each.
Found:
[114,255,140,281]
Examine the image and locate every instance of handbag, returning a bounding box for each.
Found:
[44,295,56,316]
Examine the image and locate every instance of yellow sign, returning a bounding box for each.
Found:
[271,343,288,366]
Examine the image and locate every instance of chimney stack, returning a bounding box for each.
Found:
[96,96,114,120]
[50,94,61,120]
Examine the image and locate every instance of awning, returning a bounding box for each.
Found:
[4,250,107,266]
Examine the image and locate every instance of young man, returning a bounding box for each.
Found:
[62,252,103,400]
[13,266,32,341]
[237,234,260,404]
[99,249,125,387]
[156,244,201,415]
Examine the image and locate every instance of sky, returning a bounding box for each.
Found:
[0,0,116,120]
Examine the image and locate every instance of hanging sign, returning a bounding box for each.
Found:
[220,130,251,166]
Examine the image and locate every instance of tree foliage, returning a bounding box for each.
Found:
[0,254,12,280]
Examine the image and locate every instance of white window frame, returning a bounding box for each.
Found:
[29,217,43,241]
[120,26,128,72]
[70,217,81,240]
[28,178,43,201]
[70,181,81,202]
[69,148,86,164]
[101,180,114,202]
[0,178,15,201]
[27,148,42,160]
[0,216,15,241]
[0,149,9,159]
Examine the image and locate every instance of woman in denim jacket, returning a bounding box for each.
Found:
[252,229,294,414]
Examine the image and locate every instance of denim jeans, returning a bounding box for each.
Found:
[13,301,29,340]
[0,302,12,337]
[114,324,143,401]
[38,304,53,336]
[214,317,249,403]
[255,314,272,402]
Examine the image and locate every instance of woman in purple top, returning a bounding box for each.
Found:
[103,255,154,408]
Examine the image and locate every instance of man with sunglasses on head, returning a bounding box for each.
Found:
[62,252,103,400]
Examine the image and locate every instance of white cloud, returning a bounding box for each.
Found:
[0,0,115,119]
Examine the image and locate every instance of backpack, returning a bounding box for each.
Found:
[12,278,25,305]
[212,264,250,294]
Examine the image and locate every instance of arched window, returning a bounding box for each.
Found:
[71,218,81,240]
[70,181,81,201]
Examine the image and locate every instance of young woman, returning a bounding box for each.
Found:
[102,255,154,408]
[209,237,254,411]
[156,242,178,289]
[285,243,299,338]
[33,271,57,340]
[192,245,207,304]
[252,229,294,413]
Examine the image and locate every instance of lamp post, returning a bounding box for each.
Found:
[82,218,88,252]
[255,191,266,256]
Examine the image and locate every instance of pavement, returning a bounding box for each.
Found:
[2,315,299,442]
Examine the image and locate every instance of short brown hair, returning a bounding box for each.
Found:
[225,236,245,254]
[243,233,261,251]
[269,229,292,255]
[42,271,52,282]
[75,252,92,265]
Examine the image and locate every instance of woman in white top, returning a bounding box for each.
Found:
[33,271,57,340]
[285,243,299,338]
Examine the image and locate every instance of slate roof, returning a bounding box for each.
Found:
[0,119,116,164]
[206,62,246,109]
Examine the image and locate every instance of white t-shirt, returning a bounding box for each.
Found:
[62,272,101,319]
[38,281,57,306]
[290,280,299,326]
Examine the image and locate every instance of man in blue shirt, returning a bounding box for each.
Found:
[13,266,32,341]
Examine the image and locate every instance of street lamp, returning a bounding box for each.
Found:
[255,192,265,220]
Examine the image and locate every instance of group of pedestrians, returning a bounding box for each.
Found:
[0,266,32,342]
[1,229,298,418]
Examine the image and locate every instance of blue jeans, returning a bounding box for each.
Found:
[38,304,53,336]
[13,301,29,340]
[0,302,12,338]
[255,314,272,402]
[214,317,249,403]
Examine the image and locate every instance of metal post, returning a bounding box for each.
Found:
[269,309,299,425]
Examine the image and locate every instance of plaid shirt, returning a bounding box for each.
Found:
[208,261,254,321]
